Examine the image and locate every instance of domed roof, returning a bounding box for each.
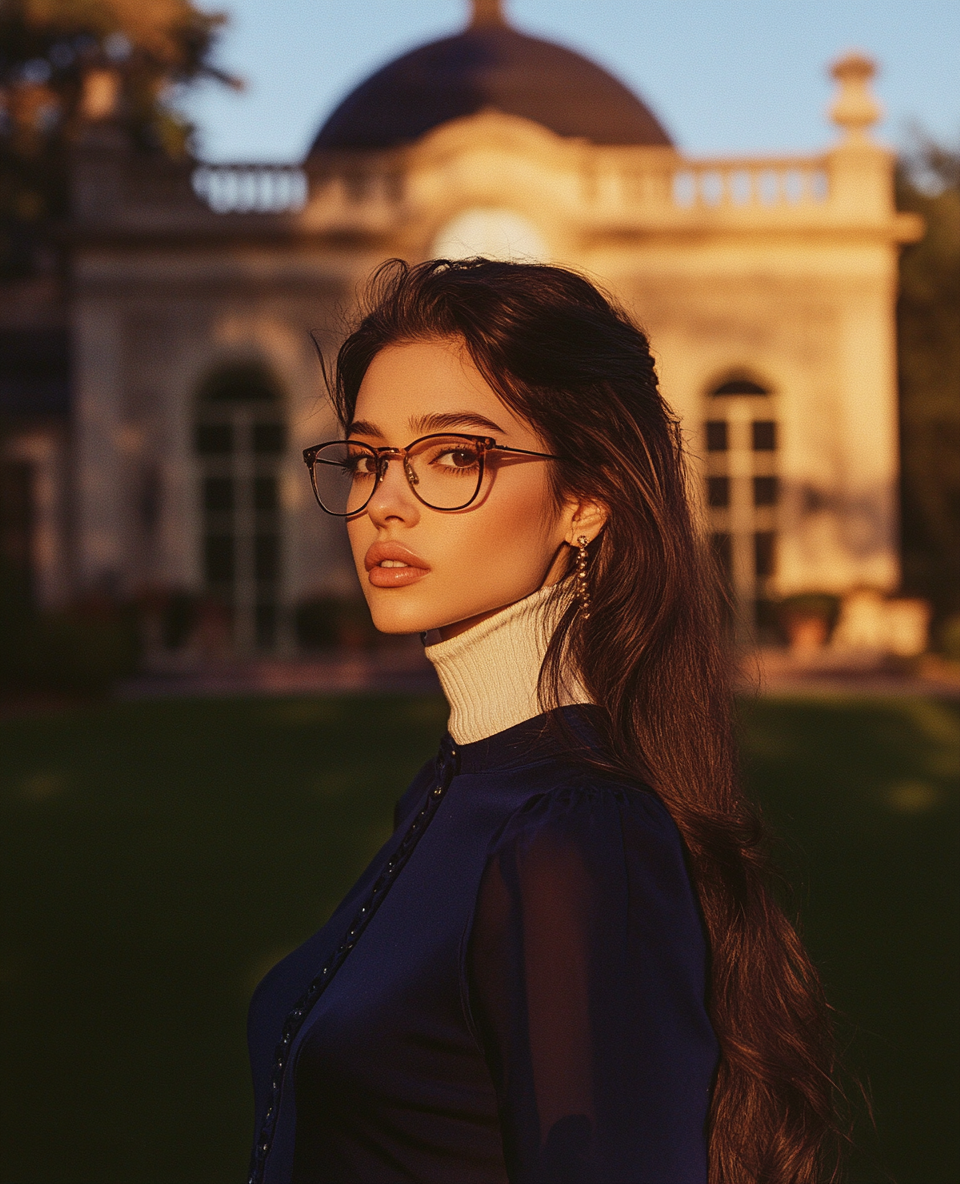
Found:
[309,13,671,154]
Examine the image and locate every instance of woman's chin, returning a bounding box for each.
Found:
[363,581,525,639]
[367,599,478,639]
[365,597,440,637]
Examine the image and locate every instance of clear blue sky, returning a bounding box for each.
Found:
[181,0,960,162]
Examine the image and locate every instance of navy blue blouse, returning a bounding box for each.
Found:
[247,708,718,1183]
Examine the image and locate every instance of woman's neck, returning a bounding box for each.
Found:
[423,584,591,745]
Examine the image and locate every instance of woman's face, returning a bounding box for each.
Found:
[344,339,601,640]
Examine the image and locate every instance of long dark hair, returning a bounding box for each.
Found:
[330,258,842,1184]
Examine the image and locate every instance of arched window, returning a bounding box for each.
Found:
[703,372,778,634]
[194,360,286,650]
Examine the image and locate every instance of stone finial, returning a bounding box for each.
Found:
[470,0,506,28]
[829,52,882,143]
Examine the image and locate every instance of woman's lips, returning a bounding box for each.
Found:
[365,541,430,588]
[368,563,427,588]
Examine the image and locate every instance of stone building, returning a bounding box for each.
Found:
[1,0,921,652]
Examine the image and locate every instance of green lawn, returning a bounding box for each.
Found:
[1,694,957,1184]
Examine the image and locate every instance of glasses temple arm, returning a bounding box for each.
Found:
[492,445,562,460]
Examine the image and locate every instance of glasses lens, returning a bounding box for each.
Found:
[407,436,484,509]
[311,442,378,515]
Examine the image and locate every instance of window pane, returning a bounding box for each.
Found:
[198,362,280,403]
[253,422,286,454]
[204,534,234,582]
[195,423,233,455]
[254,476,278,512]
[754,531,776,577]
[706,420,728,451]
[203,477,234,512]
[707,476,730,507]
[752,421,776,451]
[753,476,778,506]
[255,534,280,581]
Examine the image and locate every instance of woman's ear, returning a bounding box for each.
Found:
[562,497,608,546]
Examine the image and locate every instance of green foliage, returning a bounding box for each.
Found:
[0,573,141,693]
[896,134,960,626]
[0,526,140,693]
[0,0,236,277]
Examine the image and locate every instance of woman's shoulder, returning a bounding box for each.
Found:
[488,763,681,863]
[470,765,703,953]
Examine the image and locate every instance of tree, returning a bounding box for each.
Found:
[0,0,237,278]
[896,133,960,638]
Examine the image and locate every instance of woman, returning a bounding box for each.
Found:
[247,259,839,1184]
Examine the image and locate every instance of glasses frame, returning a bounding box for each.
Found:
[303,432,560,517]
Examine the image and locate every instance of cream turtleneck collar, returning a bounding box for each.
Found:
[423,583,591,745]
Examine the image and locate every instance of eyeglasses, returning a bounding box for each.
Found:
[303,433,559,517]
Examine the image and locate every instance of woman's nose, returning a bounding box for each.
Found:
[365,454,420,525]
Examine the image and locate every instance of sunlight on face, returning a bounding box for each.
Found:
[344,339,577,639]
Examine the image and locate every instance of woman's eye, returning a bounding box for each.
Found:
[434,448,479,470]
[345,454,376,477]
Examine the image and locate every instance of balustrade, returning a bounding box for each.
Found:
[190,154,831,221]
[670,159,830,209]
[192,164,308,214]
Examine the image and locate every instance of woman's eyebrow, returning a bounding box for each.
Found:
[346,419,382,438]
[409,411,504,434]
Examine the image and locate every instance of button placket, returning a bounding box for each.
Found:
[247,738,459,1184]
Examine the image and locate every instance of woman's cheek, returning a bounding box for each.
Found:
[346,518,370,575]
[469,499,534,575]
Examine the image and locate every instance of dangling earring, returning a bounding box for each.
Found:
[575,535,591,618]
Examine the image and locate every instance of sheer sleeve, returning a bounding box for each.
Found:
[465,782,717,1184]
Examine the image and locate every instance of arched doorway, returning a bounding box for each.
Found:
[702,373,779,638]
[193,361,286,651]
